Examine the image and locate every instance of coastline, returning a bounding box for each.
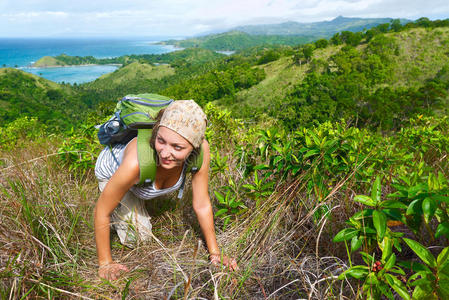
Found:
[24,63,123,69]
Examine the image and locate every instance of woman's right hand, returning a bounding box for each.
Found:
[98,263,129,281]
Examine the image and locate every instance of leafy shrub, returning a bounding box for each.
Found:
[0,116,46,151]
[57,124,100,176]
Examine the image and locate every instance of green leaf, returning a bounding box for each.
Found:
[406,199,422,215]
[333,228,359,242]
[273,155,283,165]
[435,222,449,239]
[338,265,369,280]
[403,238,437,268]
[437,279,449,299]
[351,235,363,252]
[398,261,431,273]
[377,281,395,300]
[303,149,320,158]
[242,184,256,190]
[254,164,269,170]
[380,237,393,262]
[371,176,382,203]
[385,274,410,300]
[431,194,449,204]
[380,200,408,209]
[422,197,437,222]
[354,195,376,207]
[412,284,436,300]
[365,272,379,285]
[384,253,396,270]
[215,208,228,217]
[373,210,387,240]
[214,191,225,203]
[437,247,449,269]
[389,266,406,275]
[408,271,427,284]
[360,251,374,265]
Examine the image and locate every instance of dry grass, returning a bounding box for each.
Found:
[0,138,358,299]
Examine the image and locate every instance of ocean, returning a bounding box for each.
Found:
[0,37,178,84]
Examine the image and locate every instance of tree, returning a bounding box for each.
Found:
[415,17,431,27]
[302,44,315,62]
[390,19,402,32]
[376,23,390,33]
[330,33,343,45]
[315,39,329,49]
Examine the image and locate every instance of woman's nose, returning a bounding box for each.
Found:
[160,147,172,158]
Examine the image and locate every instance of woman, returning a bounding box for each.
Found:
[94,100,238,281]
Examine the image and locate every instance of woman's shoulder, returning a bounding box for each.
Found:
[119,139,140,181]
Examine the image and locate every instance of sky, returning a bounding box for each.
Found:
[1,0,449,38]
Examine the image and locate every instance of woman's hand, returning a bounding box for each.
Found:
[98,263,129,281]
[210,254,239,271]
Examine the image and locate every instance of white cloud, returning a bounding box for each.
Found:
[0,0,448,37]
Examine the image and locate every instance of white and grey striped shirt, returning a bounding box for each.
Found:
[95,138,186,200]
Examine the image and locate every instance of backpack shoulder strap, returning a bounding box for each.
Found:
[137,129,156,185]
[138,129,205,186]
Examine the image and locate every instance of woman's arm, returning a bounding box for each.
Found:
[94,139,140,279]
[191,140,238,271]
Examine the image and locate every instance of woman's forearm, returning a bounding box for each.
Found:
[194,203,220,255]
[94,207,113,265]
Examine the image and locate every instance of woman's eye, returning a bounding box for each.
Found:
[174,146,183,151]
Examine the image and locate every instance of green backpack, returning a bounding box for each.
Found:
[97,93,204,191]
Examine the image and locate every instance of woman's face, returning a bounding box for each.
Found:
[155,126,194,169]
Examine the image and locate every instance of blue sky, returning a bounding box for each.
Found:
[1,0,449,37]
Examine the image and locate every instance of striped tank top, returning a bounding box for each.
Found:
[95,138,186,200]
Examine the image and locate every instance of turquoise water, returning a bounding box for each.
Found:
[0,37,178,84]
[22,65,120,84]
[23,64,118,84]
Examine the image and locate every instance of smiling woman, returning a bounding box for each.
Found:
[94,100,238,281]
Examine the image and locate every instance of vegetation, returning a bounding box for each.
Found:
[0,68,87,129]
[1,18,449,298]
[160,16,406,51]
[160,31,315,51]
[33,56,68,67]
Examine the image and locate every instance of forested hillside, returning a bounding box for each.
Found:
[0,68,86,129]
[160,16,406,51]
[1,18,449,299]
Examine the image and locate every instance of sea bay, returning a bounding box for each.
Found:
[0,37,179,84]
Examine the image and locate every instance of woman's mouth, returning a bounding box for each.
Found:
[161,158,173,165]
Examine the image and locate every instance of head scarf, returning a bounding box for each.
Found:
[159,100,207,148]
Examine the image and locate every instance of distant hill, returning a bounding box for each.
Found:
[83,62,175,93]
[33,56,68,67]
[161,16,410,51]
[233,16,408,36]
[160,31,315,51]
[224,26,449,126]
[0,68,87,128]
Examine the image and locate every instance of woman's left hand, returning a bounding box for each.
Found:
[210,254,239,271]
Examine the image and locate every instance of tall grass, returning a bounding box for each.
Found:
[1,135,359,299]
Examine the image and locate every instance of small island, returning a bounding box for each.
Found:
[32,54,121,68]
[32,56,69,68]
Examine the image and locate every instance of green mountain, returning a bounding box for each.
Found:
[33,56,69,67]
[224,26,449,128]
[0,68,86,129]
[160,31,315,51]
[233,16,407,36]
[161,16,410,51]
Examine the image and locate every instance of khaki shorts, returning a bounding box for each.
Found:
[98,180,152,248]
